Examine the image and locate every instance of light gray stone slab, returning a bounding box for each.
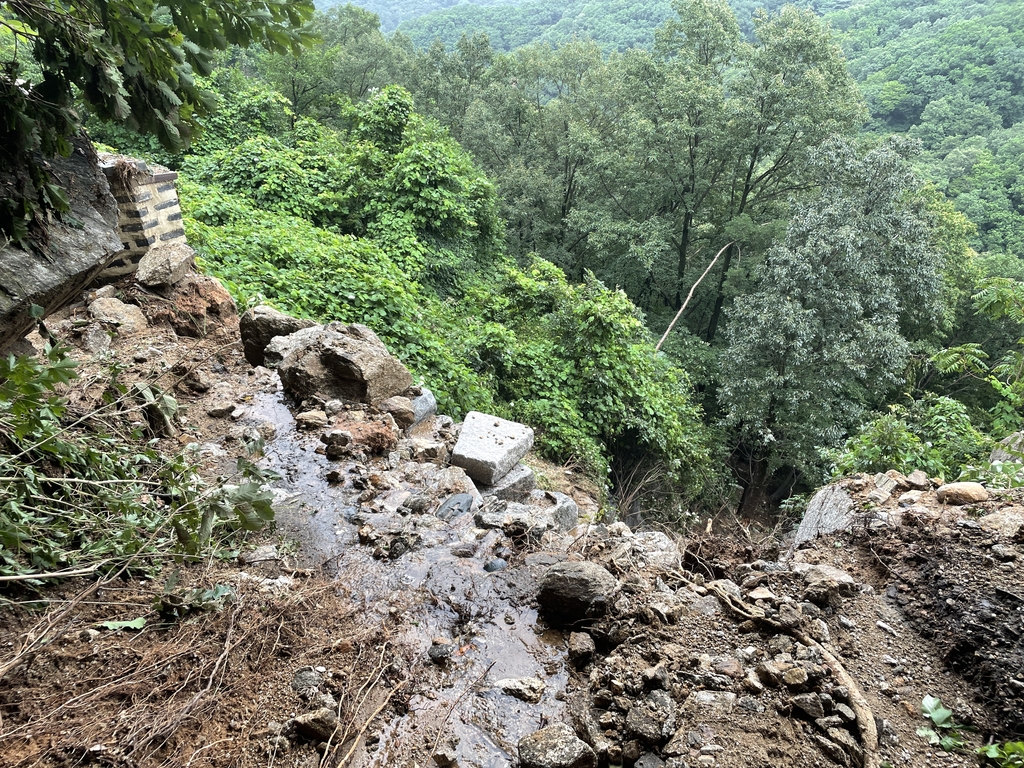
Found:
[451,411,534,485]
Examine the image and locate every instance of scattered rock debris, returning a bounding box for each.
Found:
[1,291,1020,768]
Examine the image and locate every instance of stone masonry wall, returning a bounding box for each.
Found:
[98,157,187,279]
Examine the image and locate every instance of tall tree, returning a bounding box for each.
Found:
[719,136,945,513]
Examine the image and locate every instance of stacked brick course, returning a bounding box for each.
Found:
[98,157,187,279]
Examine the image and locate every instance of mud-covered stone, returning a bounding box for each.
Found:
[291,707,339,741]
[518,723,597,768]
[451,411,534,485]
[378,396,416,429]
[568,632,595,666]
[496,677,545,703]
[538,562,618,625]
[137,273,237,337]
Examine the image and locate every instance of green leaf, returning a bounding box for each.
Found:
[99,617,147,630]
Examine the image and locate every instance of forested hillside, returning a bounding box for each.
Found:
[7,0,1024,521]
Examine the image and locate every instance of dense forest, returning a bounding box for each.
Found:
[5,0,1024,522]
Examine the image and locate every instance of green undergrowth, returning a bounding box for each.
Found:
[177,90,716,501]
[0,344,277,585]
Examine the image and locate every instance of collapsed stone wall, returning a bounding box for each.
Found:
[98,156,188,279]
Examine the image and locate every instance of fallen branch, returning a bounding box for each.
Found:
[655,242,733,352]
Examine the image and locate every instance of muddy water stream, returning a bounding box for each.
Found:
[247,393,569,766]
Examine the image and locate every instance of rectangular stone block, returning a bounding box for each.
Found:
[451,412,534,485]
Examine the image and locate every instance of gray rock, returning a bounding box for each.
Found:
[518,723,597,768]
[411,388,437,425]
[792,693,825,719]
[89,297,148,334]
[135,242,194,287]
[906,469,930,490]
[626,706,663,745]
[528,490,579,530]
[77,323,111,354]
[291,667,323,693]
[451,411,534,485]
[428,641,453,665]
[795,485,854,545]
[635,755,665,768]
[475,499,554,534]
[991,432,1024,463]
[479,463,536,502]
[0,137,123,351]
[291,707,339,741]
[436,493,475,521]
[239,305,316,367]
[496,677,545,703]
[538,562,618,625]
[567,632,595,666]
[275,323,413,403]
[484,558,508,573]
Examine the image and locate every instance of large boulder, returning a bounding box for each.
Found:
[0,137,122,351]
[276,323,413,404]
[451,411,534,485]
[519,724,597,768]
[239,305,316,367]
[538,562,618,625]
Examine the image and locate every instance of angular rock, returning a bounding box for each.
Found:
[519,723,597,768]
[795,485,854,545]
[626,706,663,745]
[276,323,413,404]
[812,734,850,767]
[991,432,1024,463]
[496,677,545,703]
[90,297,148,334]
[978,509,1024,540]
[291,707,339,741]
[682,691,736,718]
[479,463,537,502]
[410,387,437,425]
[538,562,618,625]
[451,411,534,485]
[239,305,316,367]
[435,493,475,521]
[378,395,416,429]
[0,137,122,351]
[906,469,930,490]
[296,410,328,430]
[568,632,595,666]
[77,323,111,354]
[936,482,989,505]
[135,242,193,287]
[793,563,858,598]
[792,693,825,719]
[528,490,579,530]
